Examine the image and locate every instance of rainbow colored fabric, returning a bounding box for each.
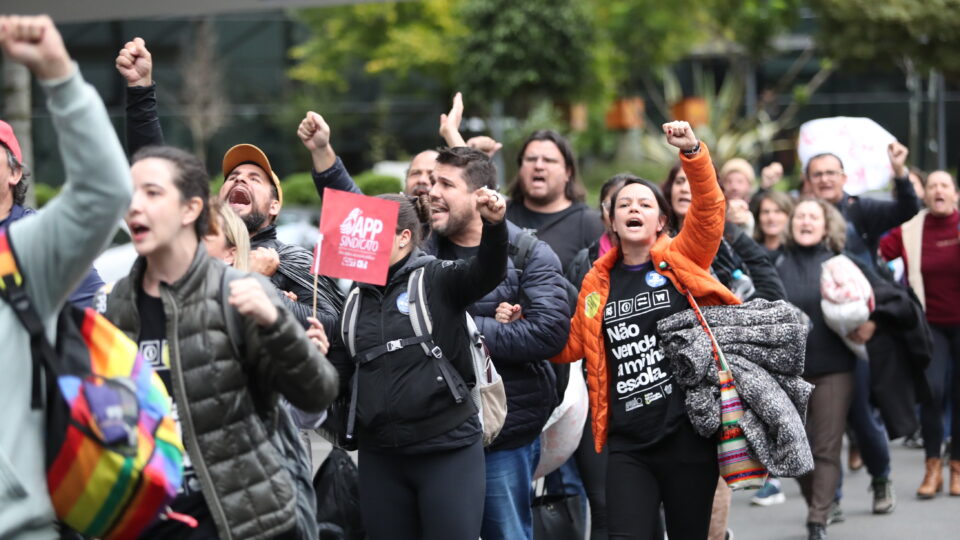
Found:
[0,229,184,539]
[717,368,767,490]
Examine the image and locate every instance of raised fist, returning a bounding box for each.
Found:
[0,15,72,80]
[475,187,506,224]
[760,162,784,190]
[115,37,153,87]
[297,111,331,153]
[662,121,699,153]
[887,141,909,178]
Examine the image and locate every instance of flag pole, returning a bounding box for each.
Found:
[311,234,323,320]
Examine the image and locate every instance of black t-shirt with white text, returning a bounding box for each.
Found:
[134,286,216,539]
[603,261,688,451]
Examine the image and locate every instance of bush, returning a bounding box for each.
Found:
[34,183,61,208]
[281,172,321,206]
[355,171,402,196]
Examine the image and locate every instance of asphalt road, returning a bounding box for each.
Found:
[727,440,960,540]
[309,434,959,539]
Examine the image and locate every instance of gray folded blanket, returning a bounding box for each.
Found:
[658,299,814,477]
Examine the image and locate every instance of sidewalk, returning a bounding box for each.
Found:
[727,441,960,539]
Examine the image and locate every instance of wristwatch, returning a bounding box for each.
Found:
[682,141,701,156]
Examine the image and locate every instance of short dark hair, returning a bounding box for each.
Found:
[132,146,211,239]
[2,142,29,207]
[509,130,585,204]
[608,177,675,239]
[805,153,845,178]
[379,193,431,247]
[435,146,497,190]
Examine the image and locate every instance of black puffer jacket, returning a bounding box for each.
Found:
[426,221,572,451]
[341,220,508,449]
[250,225,344,333]
[101,246,338,540]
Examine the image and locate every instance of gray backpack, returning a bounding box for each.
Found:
[341,266,507,446]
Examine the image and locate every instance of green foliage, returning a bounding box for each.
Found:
[33,183,60,208]
[456,0,594,104]
[704,0,803,58]
[356,171,403,195]
[637,66,799,167]
[289,0,465,91]
[809,0,960,76]
[281,172,321,206]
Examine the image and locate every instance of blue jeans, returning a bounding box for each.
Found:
[481,438,541,540]
[847,358,891,479]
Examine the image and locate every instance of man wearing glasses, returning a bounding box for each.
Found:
[804,142,920,267]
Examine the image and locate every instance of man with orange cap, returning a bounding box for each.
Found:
[116,38,343,332]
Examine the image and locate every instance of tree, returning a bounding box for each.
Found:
[810,0,960,76]
[809,0,960,166]
[180,19,229,165]
[455,0,594,107]
[289,0,465,92]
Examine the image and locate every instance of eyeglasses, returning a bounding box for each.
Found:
[809,170,843,180]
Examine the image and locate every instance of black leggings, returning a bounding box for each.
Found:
[575,407,609,539]
[358,439,485,540]
[606,422,717,540]
[921,323,960,459]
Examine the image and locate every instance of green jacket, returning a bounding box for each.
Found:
[101,247,338,539]
[0,66,131,539]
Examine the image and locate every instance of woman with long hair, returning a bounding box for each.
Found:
[336,182,508,540]
[553,122,737,539]
[204,198,251,271]
[99,145,338,539]
[776,198,862,540]
[753,191,795,261]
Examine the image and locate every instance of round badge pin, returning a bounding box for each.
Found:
[645,271,667,288]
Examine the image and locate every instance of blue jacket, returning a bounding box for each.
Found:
[1,204,105,308]
[313,159,572,450]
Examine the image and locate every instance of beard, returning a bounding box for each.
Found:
[432,207,472,239]
[241,210,269,233]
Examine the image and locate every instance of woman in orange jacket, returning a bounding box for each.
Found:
[552,121,737,540]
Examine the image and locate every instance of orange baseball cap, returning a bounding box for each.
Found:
[222,144,283,207]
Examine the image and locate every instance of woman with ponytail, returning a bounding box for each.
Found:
[335,188,508,540]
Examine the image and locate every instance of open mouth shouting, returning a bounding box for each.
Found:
[227,186,252,213]
[624,216,644,231]
[128,221,151,243]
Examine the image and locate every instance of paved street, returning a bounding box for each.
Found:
[310,434,959,539]
[728,441,960,540]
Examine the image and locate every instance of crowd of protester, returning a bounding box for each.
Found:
[1,14,957,540]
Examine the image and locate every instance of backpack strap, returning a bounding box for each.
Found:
[406,266,464,402]
[341,286,362,359]
[0,228,62,410]
[509,230,538,274]
[339,285,362,444]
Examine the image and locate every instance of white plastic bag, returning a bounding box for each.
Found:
[534,360,588,479]
[820,254,874,358]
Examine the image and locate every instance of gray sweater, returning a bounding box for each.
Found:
[0,66,132,537]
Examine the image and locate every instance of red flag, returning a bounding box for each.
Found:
[317,188,399,286]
